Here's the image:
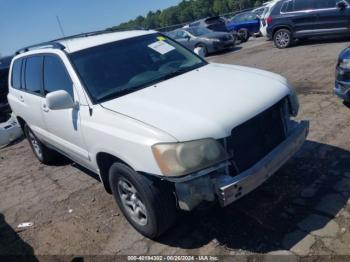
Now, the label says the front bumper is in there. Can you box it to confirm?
[212,40,235,51]
[175,120,309,210]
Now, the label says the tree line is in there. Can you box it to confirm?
[111,0,264,30]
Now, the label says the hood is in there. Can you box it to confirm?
[101,63,290,141]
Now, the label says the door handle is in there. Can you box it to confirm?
[19,96,24,102]
[42,103,49,112]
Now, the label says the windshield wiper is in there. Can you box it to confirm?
[98,86,144,103]
[158,64,204,81]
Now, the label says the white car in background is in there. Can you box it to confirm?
[8,29,308,239]
[259,0,280,37]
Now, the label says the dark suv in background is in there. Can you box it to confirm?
[0,56,13,115]
[266,0,350,48]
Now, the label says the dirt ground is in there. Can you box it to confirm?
[2,36,350,259]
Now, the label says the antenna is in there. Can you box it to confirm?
[56,15,71,52]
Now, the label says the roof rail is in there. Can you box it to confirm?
[16,42,65,55]
[52,27,146,42]
[15,26,146,55]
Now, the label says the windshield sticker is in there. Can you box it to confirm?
[148,41,175,55]
[157,36,166,41]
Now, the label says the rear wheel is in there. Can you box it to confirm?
[274,29,292,49]
[24,124,59,164]
[109,163,177,239]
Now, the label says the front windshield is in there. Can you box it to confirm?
[186,27,212,36]
[69,33,206,103]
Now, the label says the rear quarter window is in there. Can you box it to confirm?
[11,59,22,89]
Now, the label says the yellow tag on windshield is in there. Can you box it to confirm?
[157,36,166,41]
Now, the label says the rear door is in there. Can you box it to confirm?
[13,56,48,141]
[314,0,350,35]
[288,0,320,37]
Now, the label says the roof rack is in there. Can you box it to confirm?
[15,26,147,55]
[16,42,65,55]
[52,27,146,42]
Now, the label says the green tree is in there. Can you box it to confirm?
[111,0,262,30]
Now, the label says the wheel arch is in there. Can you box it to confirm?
[96,152,134,194]
[15,115,26,132]
[272,25,292,38]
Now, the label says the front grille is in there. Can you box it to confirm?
[227,98,286,174]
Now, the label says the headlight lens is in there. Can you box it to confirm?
[339,59,350,70]
[152,138,229,177]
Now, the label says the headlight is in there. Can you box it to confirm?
[152,138,229,177]
[339,59,350,70]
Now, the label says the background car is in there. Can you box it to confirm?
[259,1,280,37]
[226,11,260,42]
[167,27,235,56]
[266,0,350,48]
[0,56,13,118]
[188,16,230,33]
[335,46,350,102]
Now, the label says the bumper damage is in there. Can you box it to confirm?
[175,120,309,211]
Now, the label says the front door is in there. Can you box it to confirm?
[289,0,320,37]
[41,54,90,164]
[315,0,350,35]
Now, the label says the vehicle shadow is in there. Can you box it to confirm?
[0,213,38,261]
[156,140,349,253]
[294,35,350,47]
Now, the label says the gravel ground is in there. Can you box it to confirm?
[1,36,350,259]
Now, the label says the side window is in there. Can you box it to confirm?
[293,0,315,11]
[315,0,337,9]
[177,30,189,38]
[43,56,73,98]
[25,56,43,94]
[11,59,22,89]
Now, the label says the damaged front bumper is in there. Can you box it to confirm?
[174,120,309,211]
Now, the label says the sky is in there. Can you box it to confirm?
[0,0,181,56]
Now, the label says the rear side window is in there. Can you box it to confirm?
[281,1,294,12]
[11,59,22,89]
[43,56,73,97]
[25,56,43,94]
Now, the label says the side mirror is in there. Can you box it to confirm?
[185,35,191,40]
[337,0,347,9]
[46,90,74,110]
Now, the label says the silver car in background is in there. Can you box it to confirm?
[167,27,236,57]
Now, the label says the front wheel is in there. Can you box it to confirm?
[195,44,208,57]
[109,163,177,239]
[238,29,250,42]
[274,29,292,49]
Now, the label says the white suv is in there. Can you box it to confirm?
[8,30,308,238]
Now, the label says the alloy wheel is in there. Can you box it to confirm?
[118,178,148,226]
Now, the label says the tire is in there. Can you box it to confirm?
[196,44,208,57]
[238,29,250,42]
[24,124,59,164]
[274,29,292,49]
[109,163,177,239]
